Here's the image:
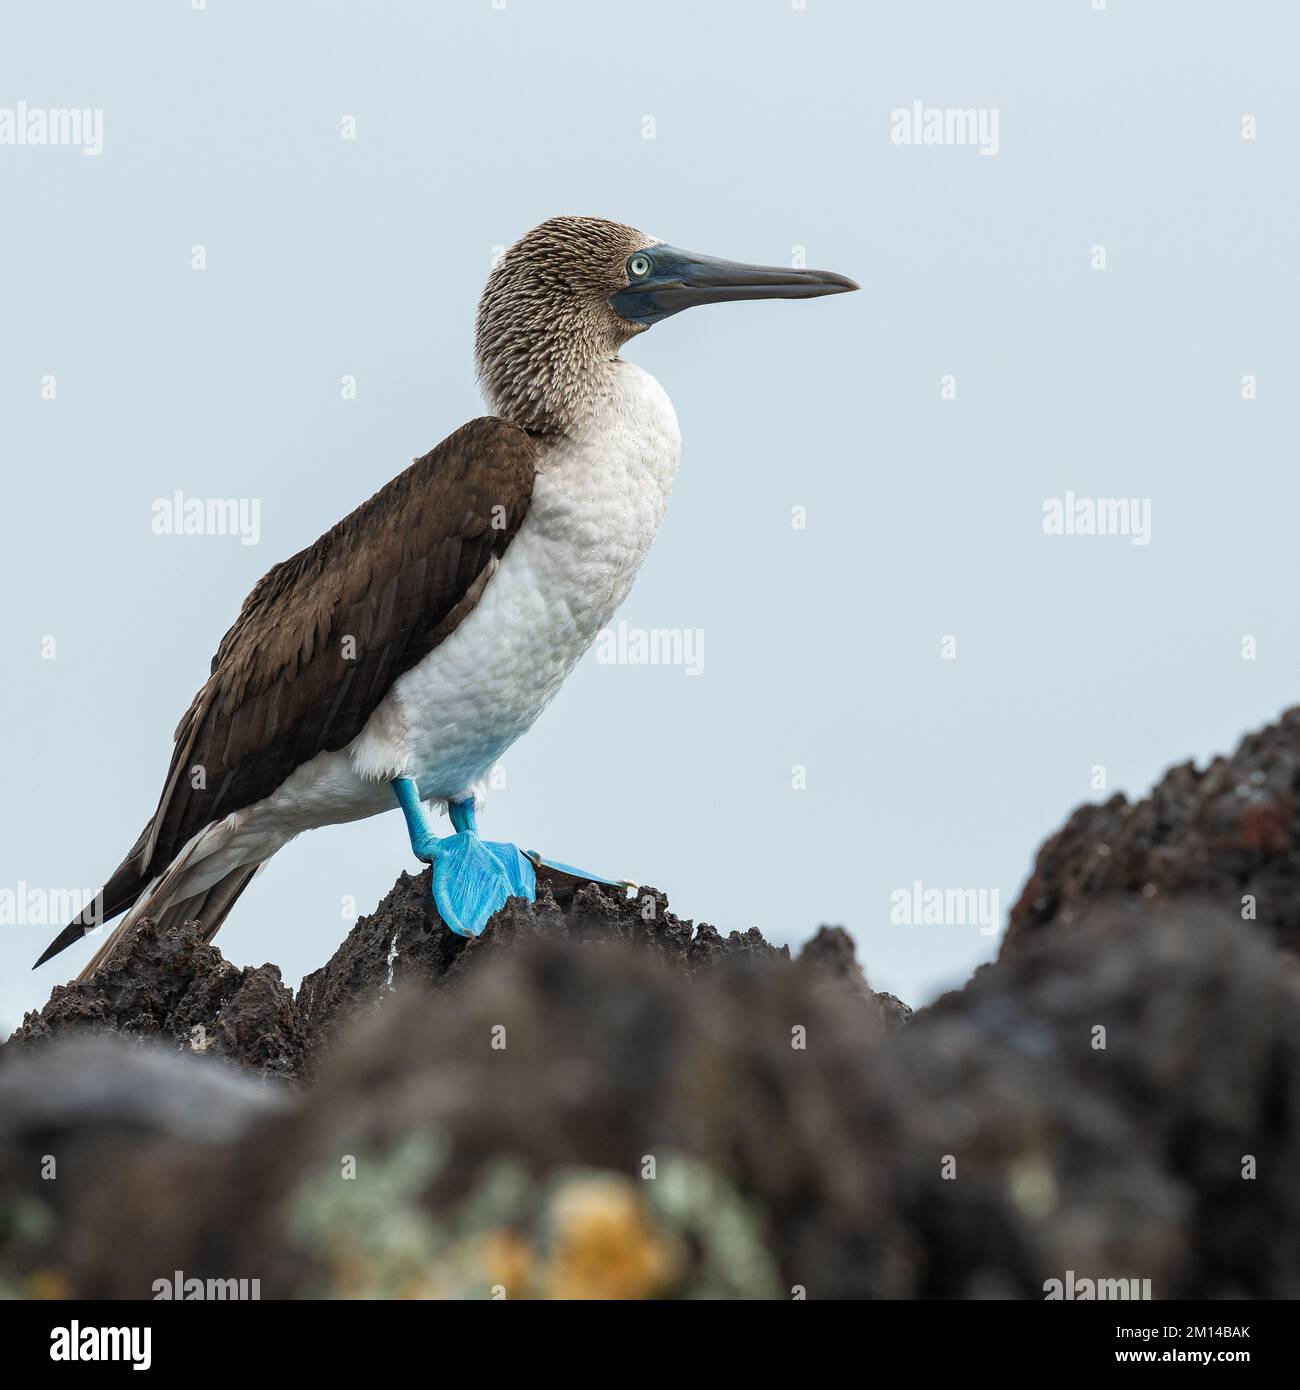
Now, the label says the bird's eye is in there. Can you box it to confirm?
[628,254,652,279]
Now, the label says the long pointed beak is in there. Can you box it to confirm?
[611,245,859,326]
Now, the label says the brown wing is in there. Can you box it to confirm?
[33,415,535,972]
[141,415,536,873]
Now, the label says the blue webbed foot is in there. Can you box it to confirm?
[390,779,633,937]
[524,852,635,891]
[392,780,536,938]
[431,828,536,938]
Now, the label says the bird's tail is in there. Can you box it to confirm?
[30,829,154,971]
[34,817,265,982]
[74,862,261,982]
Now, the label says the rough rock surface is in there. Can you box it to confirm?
[6,707,1300,1298]
[1004,706,1300,958]
[3,903,1296,1298]
[12,871,859,1083]
[296,870,796,1074]
[8,919,304,1079]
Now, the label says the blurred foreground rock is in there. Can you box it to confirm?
[12,870,906,1082]
[5,707,1300,1298]
[3,901,1296,1298]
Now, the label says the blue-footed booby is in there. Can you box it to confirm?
[36,216,856,977]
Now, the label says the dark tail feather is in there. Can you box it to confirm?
[74,863,261,983]
[31,851,152,970]
[32,921,102,970]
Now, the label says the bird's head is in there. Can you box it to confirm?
[476,215,856,435]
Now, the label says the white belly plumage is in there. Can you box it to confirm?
[173,362,681,893]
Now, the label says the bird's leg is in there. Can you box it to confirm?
[390,778,536,938]
[391,779,635,934]
[392,776,443,862]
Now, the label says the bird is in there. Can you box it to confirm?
[35,216,857,977]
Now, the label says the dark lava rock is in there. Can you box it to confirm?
[1,933,899,1298]
[1003,705,1300,958]
[9,919,304,1080]
[903,903,1300,1297]
[2,903,1295,1299]
[11,872,899,1086]
[799,924,914,1030]
[9,707,1300,1297]
[292,870,802,1074]
[0,1037,282,1297]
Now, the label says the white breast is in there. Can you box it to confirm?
[350,360,681,800]
[155,363,679,896]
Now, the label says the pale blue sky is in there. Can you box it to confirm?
[2,0,1297,1031]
